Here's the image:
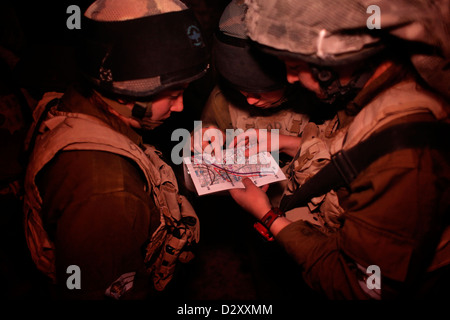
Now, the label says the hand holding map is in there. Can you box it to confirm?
[183,148,286,196]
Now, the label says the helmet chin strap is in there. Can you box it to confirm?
[309,64,376,105]
[94,91,163,130]
[131,101,164,130]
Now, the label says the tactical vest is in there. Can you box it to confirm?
[23,92,200,291]
[228,100,310,137]
[283,79,450,276]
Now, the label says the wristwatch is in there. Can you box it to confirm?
[253,207,285,241]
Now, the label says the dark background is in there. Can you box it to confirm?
[0,0,321,301]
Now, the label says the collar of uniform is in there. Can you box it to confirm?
[338,63,410,128]
[60,86,144,148]
[347,63,409,116]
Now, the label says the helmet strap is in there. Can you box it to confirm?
[93,91,163,130]
[309,63,376,105]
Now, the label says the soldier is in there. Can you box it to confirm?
[189,1,330,299]
[22,0,209,299]
[193,0,328,164]
[229,0,450,299]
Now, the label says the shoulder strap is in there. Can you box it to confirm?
[280,121,450,212]
[24,98,60,159]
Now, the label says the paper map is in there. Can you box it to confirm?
[183,149,286,196]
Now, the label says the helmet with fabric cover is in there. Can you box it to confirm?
[213,0,286,93]
[78,0,210,99]
[244,0,386,67]
[244,0,450,100]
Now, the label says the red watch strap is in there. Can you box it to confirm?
[253,207,285,241]
[254,221,275,241]
[260,207,284,229]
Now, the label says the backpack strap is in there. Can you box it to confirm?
[24,97,60,160]
[280,120,450,294]
[280,121,450,212]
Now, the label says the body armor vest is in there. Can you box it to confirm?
[23,92,199,291]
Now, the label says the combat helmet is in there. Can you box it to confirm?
[78,0,210,99]
[244,0,450,100]
[244,0,386,67]
[213,0,287,93]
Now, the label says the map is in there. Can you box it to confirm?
[183,149,286,196]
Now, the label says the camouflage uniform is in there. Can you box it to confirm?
[244,0,450,299]
[201,0,316,206]
[201,85,310,138]
[22,0,208,299]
